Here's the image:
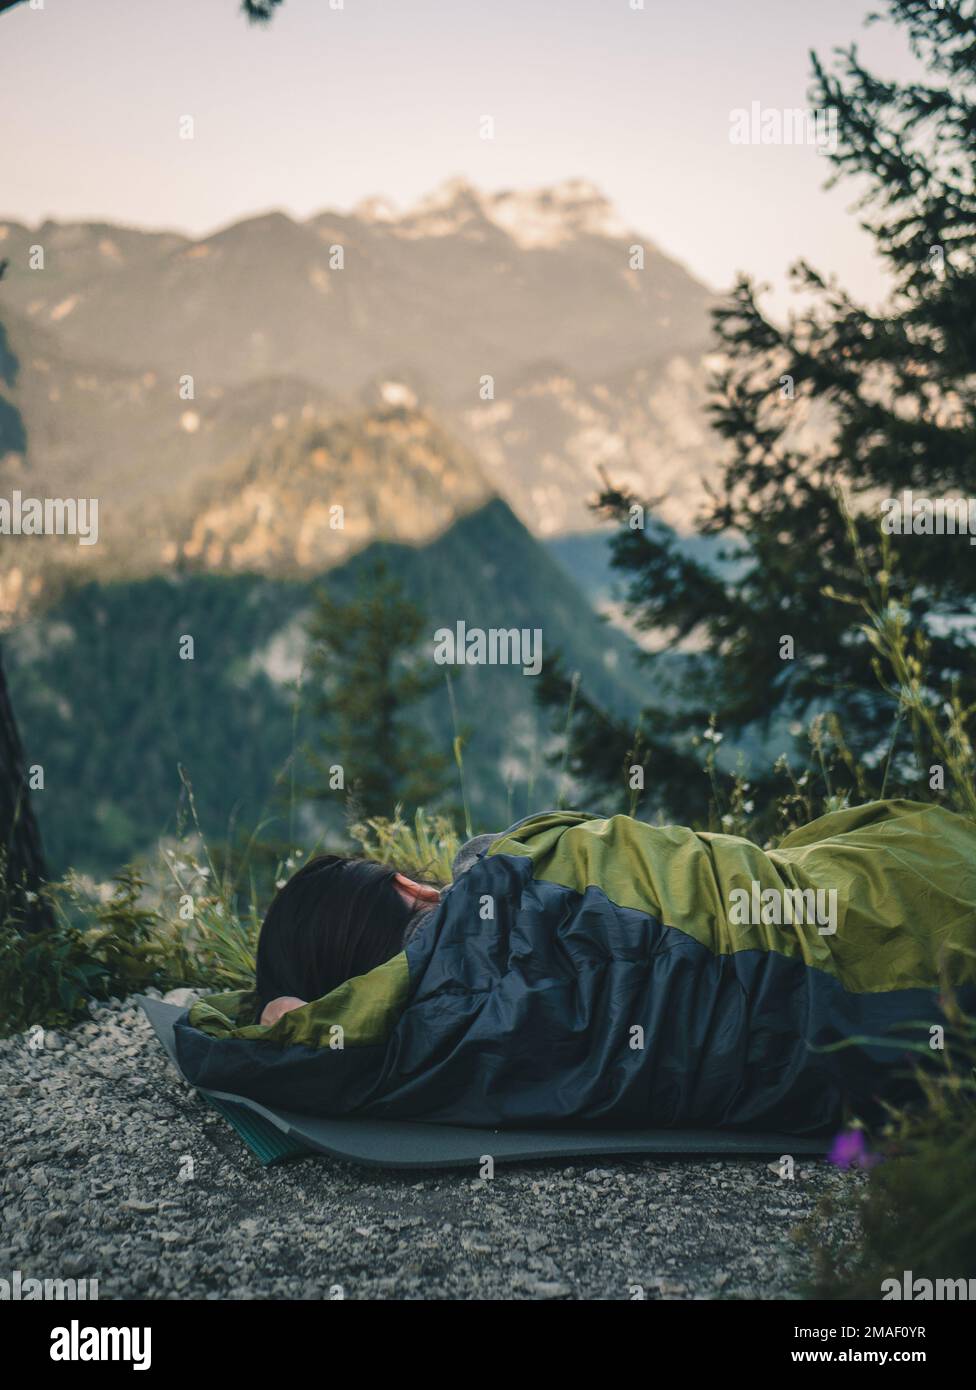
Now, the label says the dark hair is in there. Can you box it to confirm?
[254,855,424,1017]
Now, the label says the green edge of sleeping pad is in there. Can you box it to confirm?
[204,1095,312,1166]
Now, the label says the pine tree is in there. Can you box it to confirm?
[546,0,976,820]
[304,560,450,820]
[0,311,52,928]
[0,644,53,930]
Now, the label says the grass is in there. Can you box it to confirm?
[348,805,462,886]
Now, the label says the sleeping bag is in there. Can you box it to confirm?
[173,799,976,1135]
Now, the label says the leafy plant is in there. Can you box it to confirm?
[801,993,976,1296]
[0,862,181,1034]
[348,806,461,886]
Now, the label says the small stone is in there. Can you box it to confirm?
[162,988,199,1008]
[460,1234,491,1254]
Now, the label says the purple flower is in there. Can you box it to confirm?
[828,1129,880,1169]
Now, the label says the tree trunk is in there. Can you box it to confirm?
[0,641,53,929]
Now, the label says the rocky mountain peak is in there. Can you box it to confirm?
[349,176,630,249]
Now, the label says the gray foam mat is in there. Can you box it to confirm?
[139,996,830,1168]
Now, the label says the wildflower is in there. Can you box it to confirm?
[827,1129,880,1170]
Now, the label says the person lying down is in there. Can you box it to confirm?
[173,799,976,1135]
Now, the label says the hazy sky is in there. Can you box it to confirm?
[2,0,920,314]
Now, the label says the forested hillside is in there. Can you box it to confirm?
[5,498,645,876]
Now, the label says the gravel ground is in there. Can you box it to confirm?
[0,992,864,1301]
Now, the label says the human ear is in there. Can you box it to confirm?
[393,873,441,908]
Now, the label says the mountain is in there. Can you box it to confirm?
[0,180,715,390]
[0,314,494,620]
[0,178,725,622]
[4,498,645,878]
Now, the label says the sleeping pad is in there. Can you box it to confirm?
[173,799,976,1135]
